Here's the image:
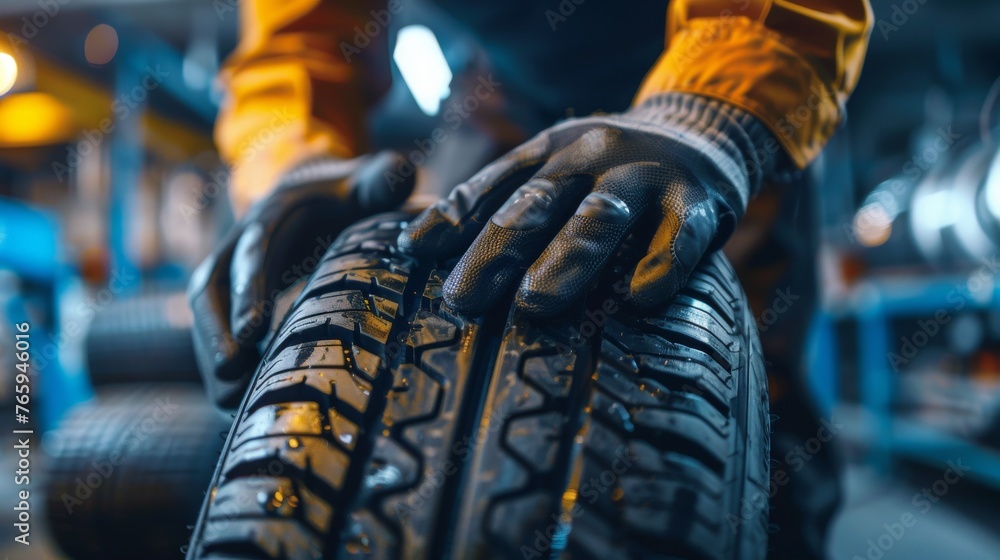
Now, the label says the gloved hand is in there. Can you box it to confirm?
[398,93,777,316]
[188,152,414,402]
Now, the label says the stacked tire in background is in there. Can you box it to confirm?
[84,289,201,385]
[44,287,231,560]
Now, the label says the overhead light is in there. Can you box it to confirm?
[393,25,452,116]
[0,92,75,146]
[0,53,17,96]
[912,189,957,230]
[985,151,1000,219]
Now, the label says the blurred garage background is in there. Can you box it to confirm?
[0,0,999,559]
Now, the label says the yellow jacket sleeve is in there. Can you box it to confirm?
[635,0,873,169]
[215,0,391,212]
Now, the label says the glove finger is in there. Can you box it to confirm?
[188,228,259,381]
[229,220,269,347]
[229,204,327,347]
[352,151,418,213]
[514,164,654,316]
[442,169,592,315]
[398,133,551,258]
[629,190,719,307]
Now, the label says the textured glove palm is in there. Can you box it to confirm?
[399,93,774,316]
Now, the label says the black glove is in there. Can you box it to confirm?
[188,152,414,405]
[398,93,777,316]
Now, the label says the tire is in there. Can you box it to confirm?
[44,384,232,560]
[186,213,770,560]
[86,289,201,385]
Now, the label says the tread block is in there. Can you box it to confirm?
[505,412,564,470]
[279,309,393,347]
[488,494,553,552]
[522,353,575,400]
[634,351,732,415]
[563,510,627,560]
[307,267,408,301]
[348,343,383,381]
[594,362,669,408]
[384,363,443,425]
[644,316,735,372]
[339,508,397,558]
[247,367,372,418]
[632,393,729,439]
[682,275,738,323]
[233,403,326,449]
[260,341,347,381]
[321,254,391,275]
[406,310,457,348]
[619,475,721,529]
[622,441,725,497]
[208,476,333,534]
[590,389,728,473]
[201,518,323,559]
[222,435,350,493]
[329,409,361,451]
[283,292,400,337]
[421,270,447,302]
[363,437,420,494]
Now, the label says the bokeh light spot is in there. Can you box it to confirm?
[0,92,75,146]
[0,53,17,96]
[85,24,119,65]
[853,203,893,247]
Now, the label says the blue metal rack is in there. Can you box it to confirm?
[0,199,93,430]
[809,273,1000,485]
[104,12,219,289]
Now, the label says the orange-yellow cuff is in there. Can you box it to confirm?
[635,17,840,169]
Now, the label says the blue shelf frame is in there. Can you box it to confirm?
[0,199,93,430]
[810,274,1000,483]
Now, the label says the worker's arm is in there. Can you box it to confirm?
[191,0,416,406]
[399,0,873,317]
[637,0,873,168]
[215,0,392,213]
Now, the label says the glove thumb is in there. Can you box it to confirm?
[352,151,416,213]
